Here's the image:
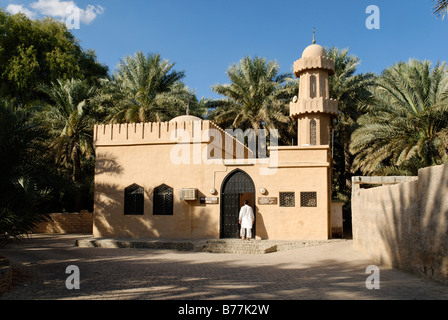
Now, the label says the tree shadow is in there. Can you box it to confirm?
[2,238,448,301]
[413,165,448,283]
[93,182,217,240]
[378,180,418,273]
[95,157,123,176]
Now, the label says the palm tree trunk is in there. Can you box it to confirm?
[342,125,353,196]
[72,148,84,211]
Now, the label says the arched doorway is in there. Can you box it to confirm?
[220,169,256,239]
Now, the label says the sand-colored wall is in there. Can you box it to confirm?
[352,164,448,285]
[93,128,333,240]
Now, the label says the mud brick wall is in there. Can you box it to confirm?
[34,211,93,234]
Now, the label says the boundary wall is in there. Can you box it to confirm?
[352,164,448,285]
[34,211,93,234]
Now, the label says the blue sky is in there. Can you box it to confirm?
[1,0,447,99]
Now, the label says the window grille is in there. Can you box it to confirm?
[154,184,174,215]
[280,192,295,207]
[310,119,317,146]
[310,75,317,98]
[124,184,144,215]
[301,192,317,207]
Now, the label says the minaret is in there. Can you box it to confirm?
[290,33,338,147]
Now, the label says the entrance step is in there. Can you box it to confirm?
[195,239,342,254]
[76,238,346,254]
[197,239,278,254]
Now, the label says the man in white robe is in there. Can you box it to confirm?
[239,200,254,240]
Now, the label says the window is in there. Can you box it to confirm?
[310,119,317,146]
[280,192,295,207]
[301,192,317,207]
[154,184,174,215]
[124,184,144,215]
[310,75,317,98]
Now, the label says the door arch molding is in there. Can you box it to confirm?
[220,169,256,239]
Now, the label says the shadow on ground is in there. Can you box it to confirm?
[1,235,448,300]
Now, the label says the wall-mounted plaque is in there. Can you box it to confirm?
[200,197,219,204]
[258,197,278,205]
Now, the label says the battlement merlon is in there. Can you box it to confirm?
[93,121,204,146]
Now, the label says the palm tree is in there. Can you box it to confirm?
[0,99,53,245]
[209,56,296,142]
[433,0,448,18]
[38,78,99,184]
[350,59,448,175]
[326,47,375,200]
[101,51,200,123]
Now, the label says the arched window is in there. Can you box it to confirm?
[310,119,317,146]
[124,184,144,215]
[310,75,317,98]
[154,184,173,216]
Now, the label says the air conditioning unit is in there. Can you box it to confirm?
[180,188,198,201]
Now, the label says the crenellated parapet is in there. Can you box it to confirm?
[93,120,252,159]
[294,56,335,77]
[94,120,211,146]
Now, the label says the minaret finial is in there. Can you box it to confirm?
[186,100,190,115]
[312,28,316,44]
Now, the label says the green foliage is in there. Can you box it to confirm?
[100,51,203,123]
[0,99,54,246]
[326,47,375,201]
[350,59,448,175]
[3,44,39,90]
[37,79,100,184]
[0,9,108,104]
[433,0,448,18]
[209,56,297,144]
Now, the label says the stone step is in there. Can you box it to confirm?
[76,238,345,254]
[197,240,278,254]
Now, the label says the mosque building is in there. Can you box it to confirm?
[92,39,343,240]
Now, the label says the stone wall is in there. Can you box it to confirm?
[34,211,93,234]
[352,164,448,285]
